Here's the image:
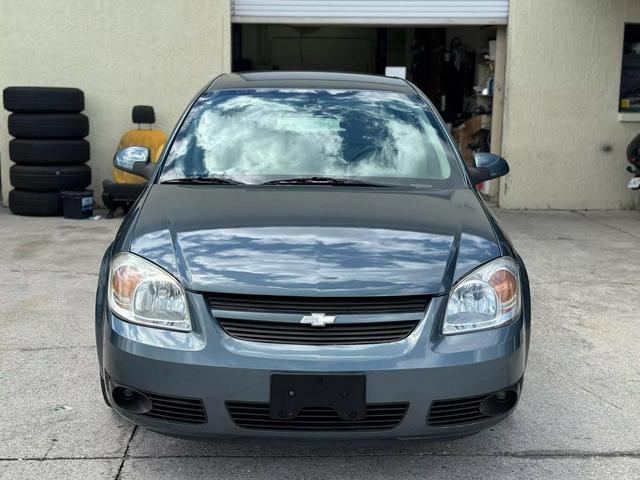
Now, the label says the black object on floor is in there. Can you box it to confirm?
[61,189,93,219]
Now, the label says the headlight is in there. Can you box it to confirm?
[108,252,191,332]
[443,257,521,335]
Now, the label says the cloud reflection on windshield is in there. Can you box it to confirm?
[161,89,452,183]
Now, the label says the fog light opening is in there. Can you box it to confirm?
[479,389,518,416]
[111,386,152,414]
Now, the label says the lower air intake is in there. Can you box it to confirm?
[105,373,207,424]
[143,392,207,425]
[427,384,520,427]
[226,401,408,432]
[427,394,491,427]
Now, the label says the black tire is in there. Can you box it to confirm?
[10,139,90,165]
[8,113,89,139]
[8,190,62,216]
[3,86,84,113]
[10,164,91,192]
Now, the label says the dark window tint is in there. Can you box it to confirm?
[620,24,640,112]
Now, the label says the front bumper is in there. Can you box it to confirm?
[99,293,528,440]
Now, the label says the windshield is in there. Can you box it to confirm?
[159,89,463,187]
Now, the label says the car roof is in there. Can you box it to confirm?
[208,71,414,94]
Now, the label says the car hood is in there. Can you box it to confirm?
[129,185,501,296]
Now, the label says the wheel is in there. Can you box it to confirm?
[8,190,62,216]
[3,86,84,113]
[10,139,90,165]
[10,164,91,192]
[8,113,89,139]
[100,376,112,408]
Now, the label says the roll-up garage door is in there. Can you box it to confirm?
[232,0,509,25]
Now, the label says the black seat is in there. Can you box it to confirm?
[102,180,146,214]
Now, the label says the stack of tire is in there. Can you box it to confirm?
[3,87,91,216]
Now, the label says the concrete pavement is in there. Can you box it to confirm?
[1,207,639,479]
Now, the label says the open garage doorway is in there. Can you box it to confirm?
[232,24,505,199]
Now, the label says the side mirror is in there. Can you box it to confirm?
[468,153,510,185]
[113,146,153,179]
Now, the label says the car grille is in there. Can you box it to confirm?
[217,317,419,345]
[142,392,207,424]
[207,293,429,315]
[226,401,409,431]
[209,293,428,345]
[427,394,491,427]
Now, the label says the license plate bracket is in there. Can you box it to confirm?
[270,374,366,421]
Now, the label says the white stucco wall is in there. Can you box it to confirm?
[0,0,231,207]
[500,0,640,209]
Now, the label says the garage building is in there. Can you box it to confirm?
[0,0,639,209]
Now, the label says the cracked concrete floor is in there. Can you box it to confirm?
[1,207,640,479]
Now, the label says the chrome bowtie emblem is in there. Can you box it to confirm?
[300,313,336,327]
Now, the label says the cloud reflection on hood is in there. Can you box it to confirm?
[176,226,453,295]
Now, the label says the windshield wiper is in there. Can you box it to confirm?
[261,176,391,187]
[161,176,245,185]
